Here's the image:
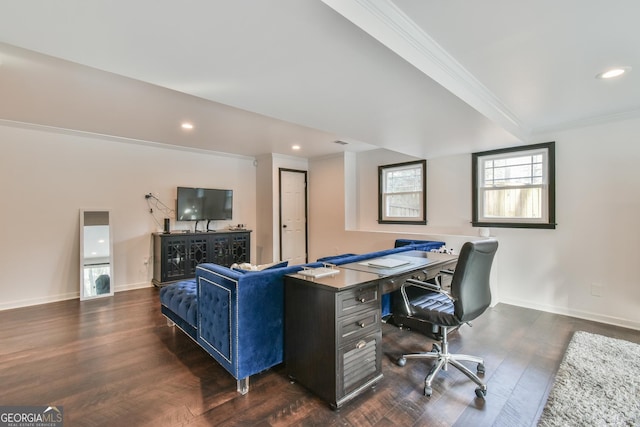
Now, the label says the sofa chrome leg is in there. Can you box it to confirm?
[166,318,175,327]
[237,377,249,395]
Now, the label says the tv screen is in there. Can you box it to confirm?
[176,187,233,221]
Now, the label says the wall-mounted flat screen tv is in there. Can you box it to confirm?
[176,187,233,221]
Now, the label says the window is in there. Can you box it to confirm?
[378,160,426,224]
[472,142,555,229]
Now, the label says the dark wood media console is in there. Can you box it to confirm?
[152,230,251,287]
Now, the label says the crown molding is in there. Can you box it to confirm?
[321,0,529,141]
[0,119,256,161]
[531,108,640,136]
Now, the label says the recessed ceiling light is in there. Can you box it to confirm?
[596,67,631,79]
[181,122,194,130]
[292,145,301,150]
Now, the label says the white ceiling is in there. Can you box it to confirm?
[0,0,638,159]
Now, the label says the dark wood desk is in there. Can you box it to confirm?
[339,251,458,294]
[284,268,382,409]
[284,251,458,408]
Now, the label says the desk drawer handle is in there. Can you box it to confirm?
[358,297,366,303]
[356,340,366,349]
[357,321,366,328]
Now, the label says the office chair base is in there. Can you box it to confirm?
[396,346,487,399]
[390,315,462,341]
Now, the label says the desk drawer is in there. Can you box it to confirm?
[338,331,382,396]
[337,285,378,316]
[338,309,380,343]
[379,270,429,294]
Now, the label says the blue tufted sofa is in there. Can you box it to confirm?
[159,239,444,394]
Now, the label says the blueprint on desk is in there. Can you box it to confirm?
[360,258,410,269]
[342,254,432,276]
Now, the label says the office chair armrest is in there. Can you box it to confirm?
[404,278,441,292]
[433,268,454,288]
[400,279,451,315]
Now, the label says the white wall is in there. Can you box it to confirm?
[255,154,275,264]
[308,154,349,259]
[495,118,640,330]
[309,117,640,330]
[0,122,257,310]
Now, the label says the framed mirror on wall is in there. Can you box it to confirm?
[80,210,114,300]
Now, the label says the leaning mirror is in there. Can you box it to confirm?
[80,210,114,300]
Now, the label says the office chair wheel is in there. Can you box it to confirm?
[477,363,485,375]
[424,386,433,397]
[396,357,407,367]
[475,387,486,398]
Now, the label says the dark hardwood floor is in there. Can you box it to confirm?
[1,287,637,426]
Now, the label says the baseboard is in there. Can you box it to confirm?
[499,297,640,332]
[0,292,79,311]
[0,282,154,311]
[115,282,153,292]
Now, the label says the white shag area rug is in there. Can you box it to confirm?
[538,331,640,426]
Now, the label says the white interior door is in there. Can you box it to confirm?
[280,169,307,265]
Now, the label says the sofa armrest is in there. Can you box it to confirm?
[194,263,315,381]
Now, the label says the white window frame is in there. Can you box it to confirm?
[378,160,426,225]
[472,142,556,229]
